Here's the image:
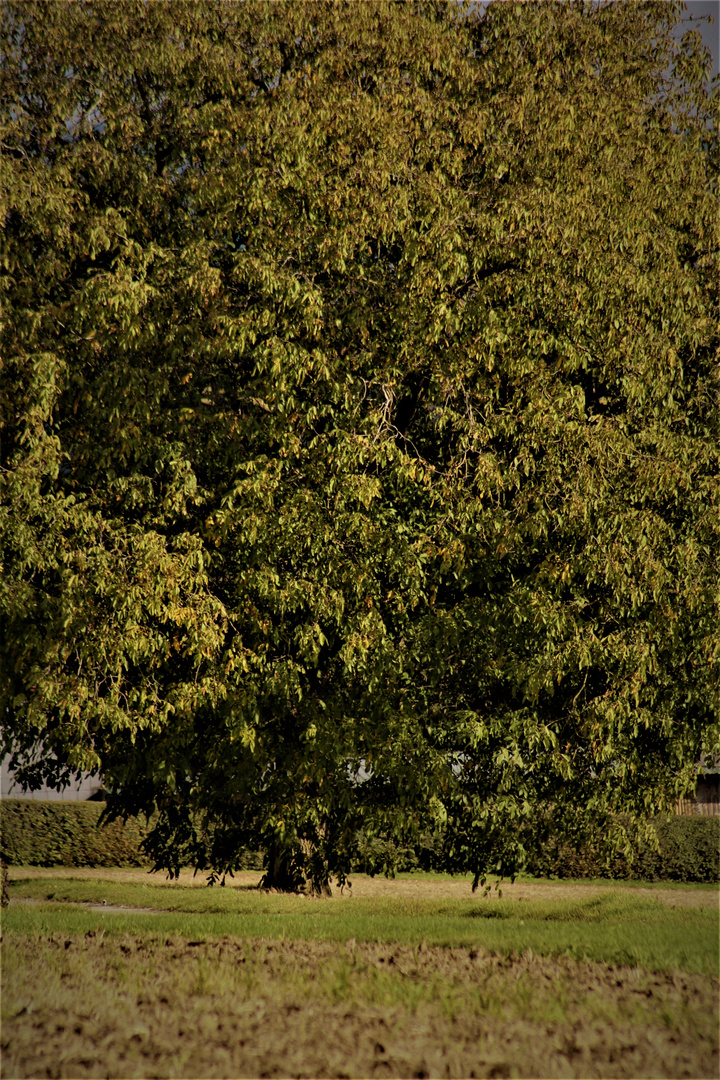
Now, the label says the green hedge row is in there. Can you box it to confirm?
[0,799,266,871]
[1,799,717,882]
[0,799,151,868]
[374,816,719,883]
[523,815,720,883]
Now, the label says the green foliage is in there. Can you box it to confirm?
[354,829,446,877]
[1,0,718,887]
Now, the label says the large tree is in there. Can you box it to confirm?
[1,0,718,890]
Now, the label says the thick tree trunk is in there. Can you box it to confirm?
[260,842,332,896]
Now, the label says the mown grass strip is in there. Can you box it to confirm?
[8,874,717,916]
[3,893,717,976]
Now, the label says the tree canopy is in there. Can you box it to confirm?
[1,0,718,890]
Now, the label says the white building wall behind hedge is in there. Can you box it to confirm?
[1,757,103,802]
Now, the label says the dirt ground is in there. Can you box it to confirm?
[2,934,718,1079]
[9,865,719,910]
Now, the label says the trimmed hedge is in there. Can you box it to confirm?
[1,799,717,882]
[359,817,719,884]
[0,799,151,868]
[523,815,720,884]
[0,799,265,871]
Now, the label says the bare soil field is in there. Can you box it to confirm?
[3,933,718,1079]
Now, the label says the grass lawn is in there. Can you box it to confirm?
[2,868,718,1079]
